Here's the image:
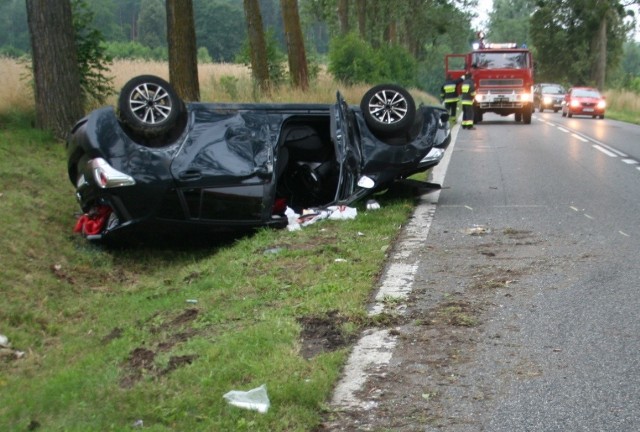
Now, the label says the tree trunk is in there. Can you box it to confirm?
[243,0,270,94]
[591,13,607,89]
[356,0,366,39]
[26,0,84,140]
[166,0,200,101]
[281,0,309,90]
[337,0,349,34]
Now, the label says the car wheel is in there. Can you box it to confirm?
[360,84,416,136]
[599,114,605,119]
[554,109,559,113]
[515,112,522,122]
[117,75,185,139]
[568,112,572,118]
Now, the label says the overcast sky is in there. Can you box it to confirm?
[473,0,493,30]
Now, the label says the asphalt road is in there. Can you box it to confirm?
[326,112,640,431]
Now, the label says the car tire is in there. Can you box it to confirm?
[599,114,605,119]
[568,112,573,118]
[515,112,522,122]
[360,84,416,137]
[117,75,185,139]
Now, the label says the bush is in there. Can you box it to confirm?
[328,34,418,87]
[236,29,287,86]
[72,0,115,107]
[374,44,417,87]
[198,47,212,64]
[104,41,168,61]
[328,33,378,85]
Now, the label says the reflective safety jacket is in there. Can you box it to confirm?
[460,78,476,105]
[440,78,462,103]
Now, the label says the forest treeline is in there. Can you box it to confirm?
[3,1,640,97]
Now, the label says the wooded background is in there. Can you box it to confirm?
[4,0,640,137]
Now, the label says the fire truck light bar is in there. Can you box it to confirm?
[484,43,518,49]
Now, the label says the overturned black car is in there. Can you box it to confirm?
[66,75,451,242]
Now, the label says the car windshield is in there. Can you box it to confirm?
[542,85,564,94]
[472,52,529,69]
[573,89,601,98]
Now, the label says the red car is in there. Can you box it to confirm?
[561,87,606,119]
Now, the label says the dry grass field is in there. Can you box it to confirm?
[2,57,635,121]
[0,57,437,115]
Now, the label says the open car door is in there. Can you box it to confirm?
[331,92,372,206]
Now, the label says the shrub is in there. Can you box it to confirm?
[104,41,168,62]
[327,33,378,85]
[328,34,417,87]
[72,0,116,107]
[373,44,418,87]
[236,29,287,86]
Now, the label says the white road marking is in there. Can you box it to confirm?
[330,329,396,410]
[619,231,630,237]
[592,144,618,157]
[571,133,589,142]
[330,124,459,411]
[558,127,570,133]
[622,159,638,165]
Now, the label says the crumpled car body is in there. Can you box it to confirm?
[66,76,451,242]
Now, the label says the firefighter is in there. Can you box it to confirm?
[440,74,463,118]
[460,72,476,130]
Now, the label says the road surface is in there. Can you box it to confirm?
[325,112,640,431]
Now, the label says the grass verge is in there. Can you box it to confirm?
[0,117,420,431]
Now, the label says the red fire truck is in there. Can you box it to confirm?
[445,35,534,124]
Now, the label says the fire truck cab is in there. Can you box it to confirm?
[445,36,534,124]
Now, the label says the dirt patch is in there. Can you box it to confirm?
[297,310,360,360]
[118,308,200,388]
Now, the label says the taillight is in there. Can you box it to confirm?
[89,158,136,189]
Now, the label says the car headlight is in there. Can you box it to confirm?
[597,100,606,109]
[543,96,552,104]
[570,100,581,108]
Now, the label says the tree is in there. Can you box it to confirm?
[337,0,349,34]
[487,0,535,44]
[530,0,629,88]
[26,0,84,139]
[281,0,309,90]
[244,0,271,93]
[194,0,245,62]
[138,0,166,48]
[166,0,199,101]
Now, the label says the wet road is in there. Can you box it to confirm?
[327,112,640,431]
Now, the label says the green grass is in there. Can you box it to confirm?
[0,117,419,431]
